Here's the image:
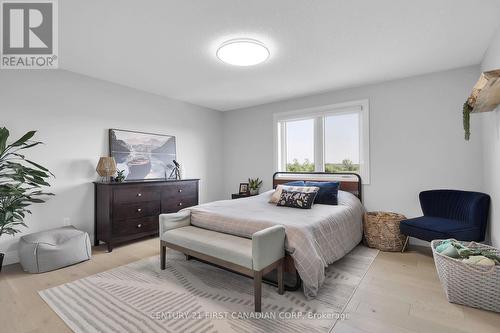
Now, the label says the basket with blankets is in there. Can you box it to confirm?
[431,239,500,312]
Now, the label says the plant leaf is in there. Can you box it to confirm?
[0,128,53,237]
[9,130,36,147]
[0,127,9,154]
[24,159,52,174]
[17,141,43,150]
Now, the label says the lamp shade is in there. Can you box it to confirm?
[96,157,117,177]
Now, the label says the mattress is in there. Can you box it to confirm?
[184,190,364,298]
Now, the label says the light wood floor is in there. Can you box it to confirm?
[1,238,499,333]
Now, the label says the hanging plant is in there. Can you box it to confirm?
[462,69,500,141]
[463,101,472,141]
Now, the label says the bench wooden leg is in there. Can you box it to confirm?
[160,243,166,270]
[277,259,284,295]
[254,271,262,312]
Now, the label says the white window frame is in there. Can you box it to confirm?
[273,99,370,184]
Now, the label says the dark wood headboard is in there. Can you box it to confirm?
[272,172,362,202]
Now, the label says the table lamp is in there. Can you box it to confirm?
[96,157,117,182]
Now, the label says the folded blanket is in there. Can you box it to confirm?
[436,239,500,265]
[463,255,495,266]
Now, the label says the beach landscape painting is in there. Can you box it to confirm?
[109,129,177,181]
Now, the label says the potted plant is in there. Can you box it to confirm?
[248,178,263,195]
[0,128,53,272]
[113,169,126,183]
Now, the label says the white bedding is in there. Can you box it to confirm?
[184,190,364,298]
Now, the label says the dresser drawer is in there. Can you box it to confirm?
[162,197,198,213]
[113,187,161,204]
[112,216,158,237]
[162,182,197,199]
[113,201,160,220]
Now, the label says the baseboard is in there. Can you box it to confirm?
[409,237,430,247]
[3,249,19,266]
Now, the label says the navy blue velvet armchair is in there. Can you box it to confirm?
[399,190,490,242]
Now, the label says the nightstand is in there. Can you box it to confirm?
[231,193,257,199]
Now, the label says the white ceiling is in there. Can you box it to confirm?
[60,0,500,111]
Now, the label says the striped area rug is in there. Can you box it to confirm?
[39,245,377,333]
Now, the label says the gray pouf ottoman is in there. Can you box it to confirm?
[18,225,91,273]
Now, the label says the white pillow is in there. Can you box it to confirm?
[269,185,319,204]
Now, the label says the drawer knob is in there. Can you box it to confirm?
[178,189,183,193]
[178,202,183,206]
[137,208,142,212]
[137,224,142,228]
[137,193,142,197]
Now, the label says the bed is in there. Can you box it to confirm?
[185,172,364,298]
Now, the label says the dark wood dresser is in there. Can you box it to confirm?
[94,179,199,252]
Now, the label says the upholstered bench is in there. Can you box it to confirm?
[159,210,286,312]
[18,226,91,273]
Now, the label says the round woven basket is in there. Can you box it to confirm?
[363,211,407,251]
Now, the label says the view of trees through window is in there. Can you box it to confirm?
[286,158,359,172]
[285,119,315,171]
[284,112,360,173]
[324,112,360,173]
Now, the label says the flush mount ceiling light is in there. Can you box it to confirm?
[216,38,270,66]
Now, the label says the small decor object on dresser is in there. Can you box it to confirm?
[364,211,407,252]
[248,177,263,195]
[113,169,126,183]
[96,156,117,182]
[109,129,177,181]
[238,183,249,195]
[167,160,181,180]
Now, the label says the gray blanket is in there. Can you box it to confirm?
[185,190,364,298]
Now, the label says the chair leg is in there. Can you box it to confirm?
[254,271,262,312]
[401,236,409,253]
[160,243,166,270]
[277,259,284,295]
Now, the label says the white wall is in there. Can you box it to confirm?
[0,64,491,265]
[0,70,224,264]
[223,66,484,226]
[480,26,500,247]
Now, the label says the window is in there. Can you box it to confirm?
[284,119,315,172]
[324,113,359,173]
[274,100,370,183]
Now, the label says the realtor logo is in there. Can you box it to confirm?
[1,0,58,69]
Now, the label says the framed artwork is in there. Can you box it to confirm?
[109,129,176,181]
[239,183,249,195]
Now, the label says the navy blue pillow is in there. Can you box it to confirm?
[283,181,305,186]
[305,181,340,205]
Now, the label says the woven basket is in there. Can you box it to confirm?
[363,211,407,251]
[431,240,500,313]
